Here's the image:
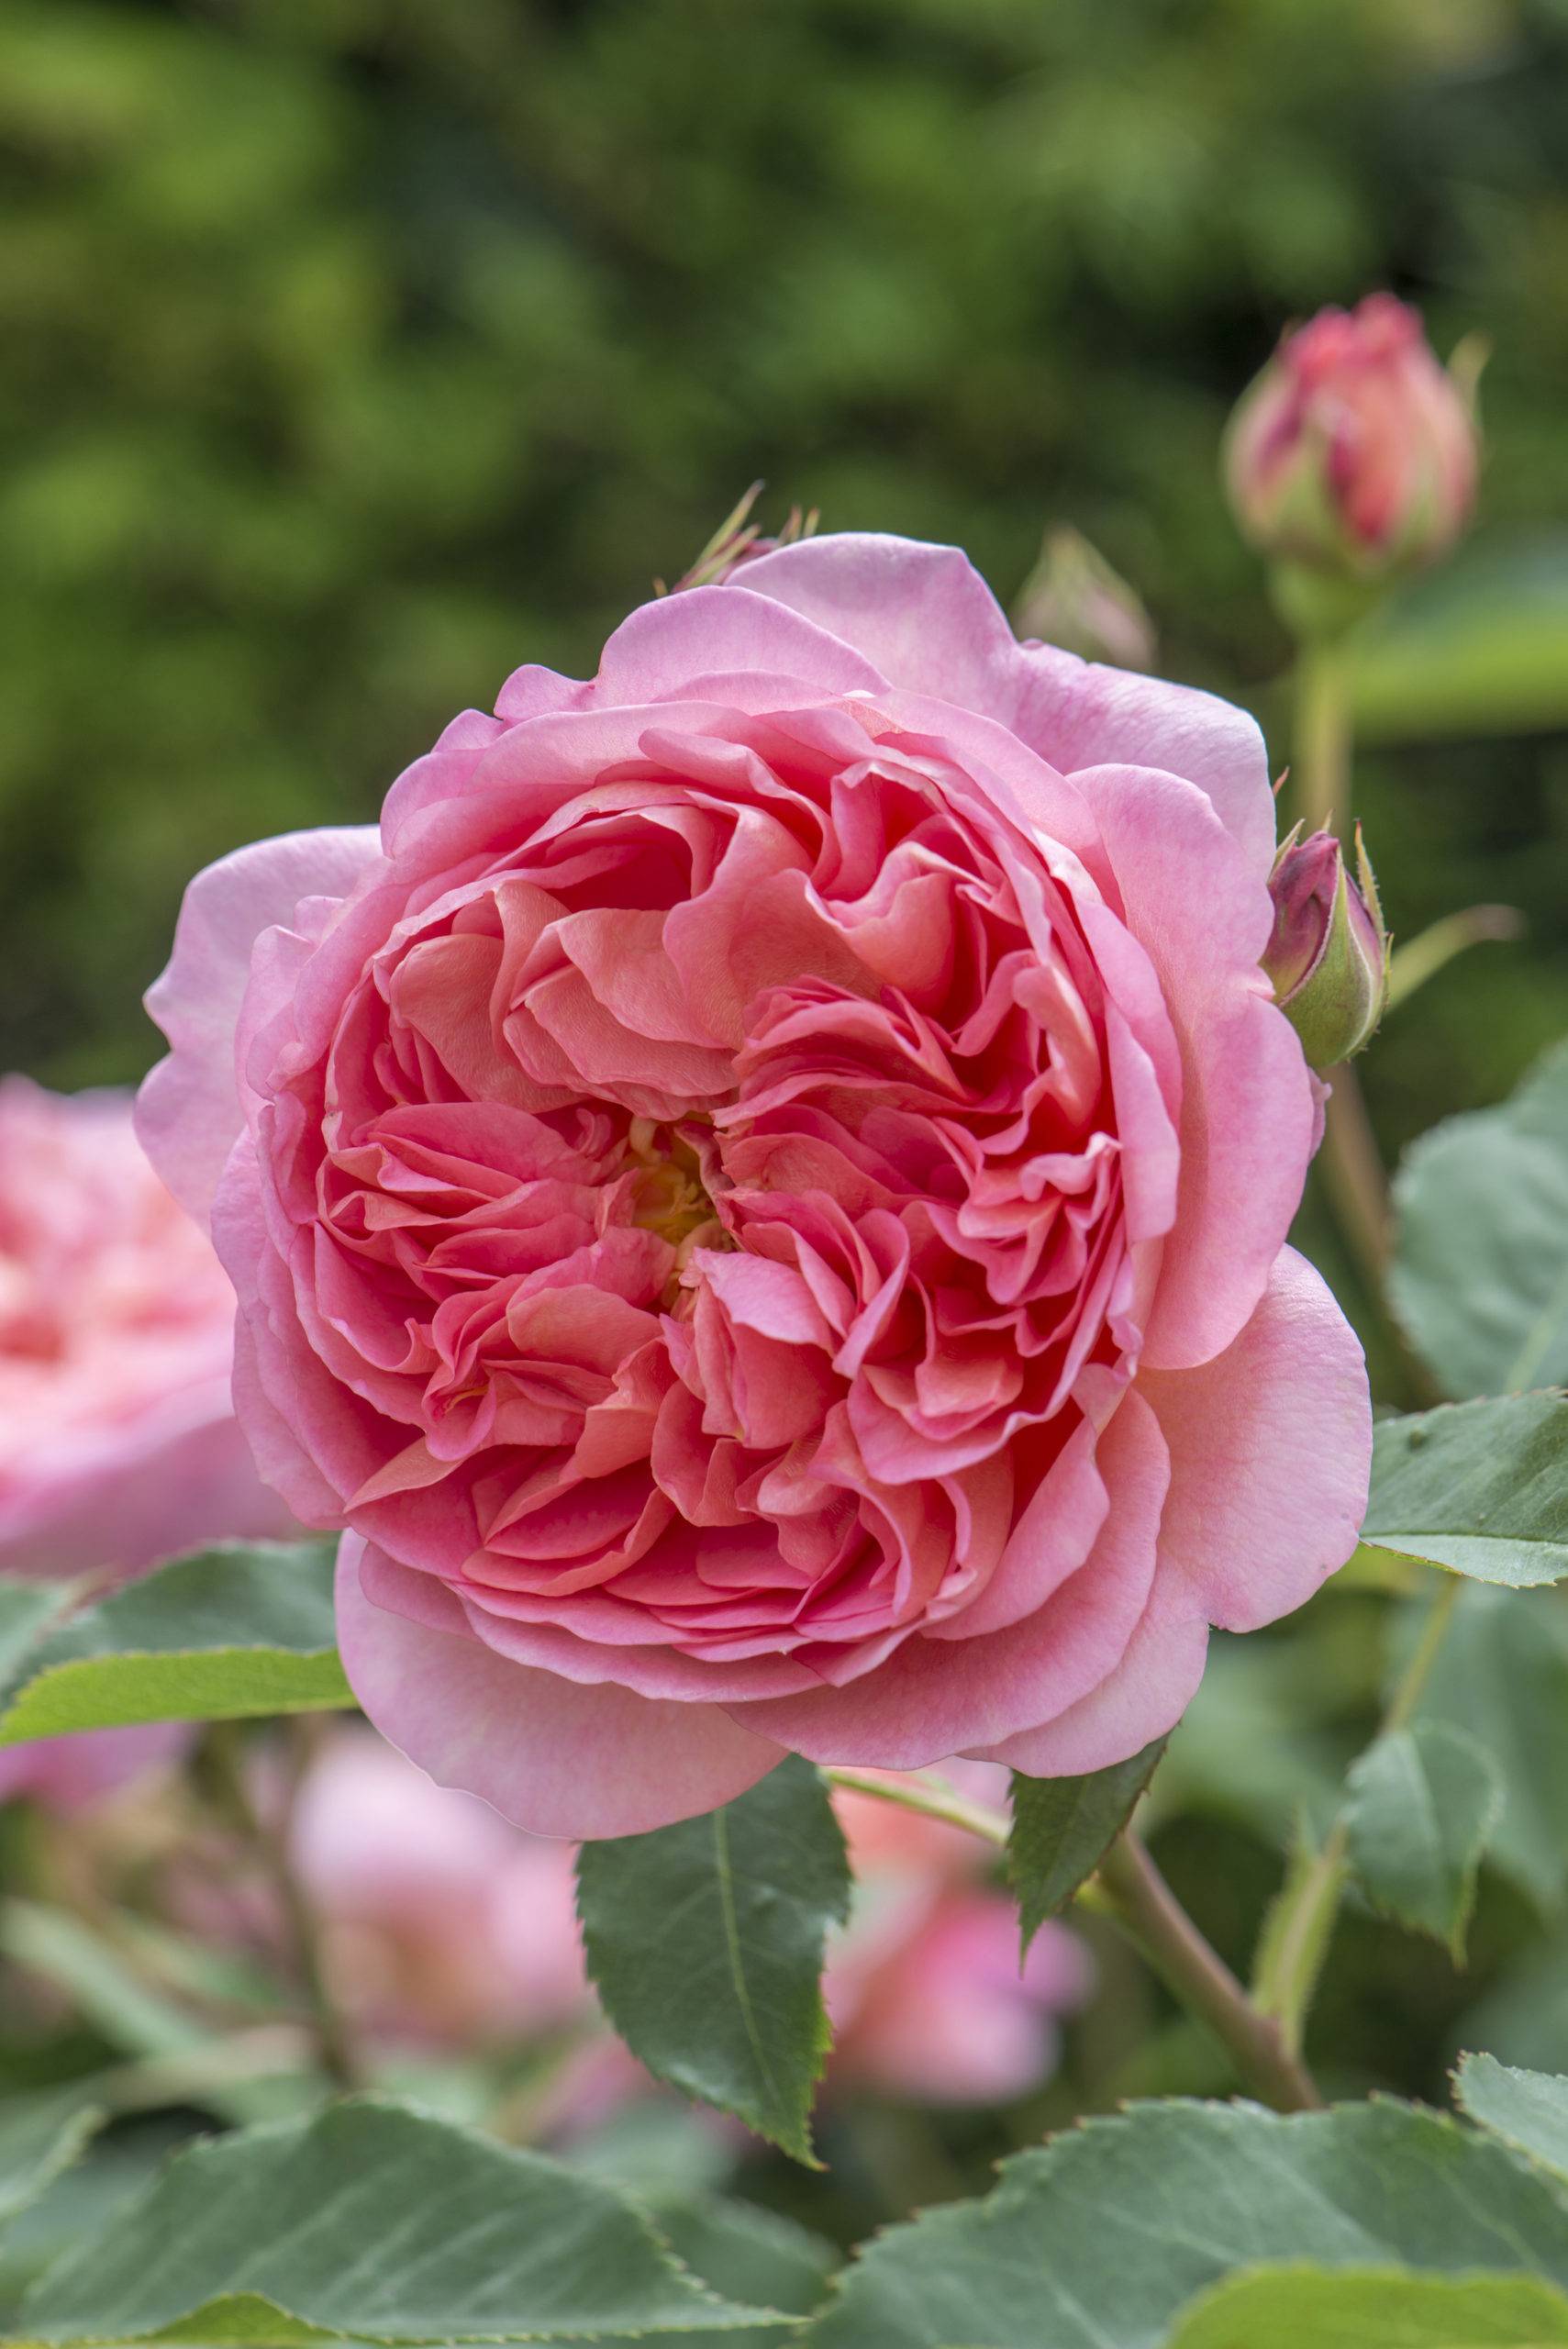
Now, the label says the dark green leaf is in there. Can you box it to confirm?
[1458,2054,1568,2186]
[0,1544,354,1746]
[1392,1042,1568,1400]
[1362,1397,1568,1586]
[1166,2265,1568,2346]
[1344,1722,1503,1958]
[804,2098,1568,2349]
[1007,1740,1165,1950]
[575,1758,850,2165]
[19,2097,783,2344]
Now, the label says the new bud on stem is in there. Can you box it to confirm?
[1264,825,1388,1068]
[1225,295,1479,609]
[1014,526,1156,671]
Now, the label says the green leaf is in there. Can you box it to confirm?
[0,2094,102,2235]
[1007,1739,1165,1949]
[1392,1043,1568,1400]
[1350,535,1568,744]
[575,1758,850,2166]
[1362,1397,1568,1586]
[1408,1584,1568,1913]
[1166,2265,1568,2346]
[1458,2055,1568,2186]
[18,2097,784,2344]
[1344,1723,1503,1958]
[0,1543,354,1746]
[803,2098,1568,2349]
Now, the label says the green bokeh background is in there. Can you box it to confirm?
[4,0,1566,1146]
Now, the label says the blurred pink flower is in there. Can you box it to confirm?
[286,1729,592,2047]
[827,1766,1091,2104]
[0,1079,288,1811]
[1226,293,1478,581]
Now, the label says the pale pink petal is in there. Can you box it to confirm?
[0,1721,190,1814]
[1139,1245,1371,1631]
[975,1580,1210,1776]
[739,534,1275,865]
[138,829,383,1228]
[1076,763,1316,1368]
[589,582,889,704]
[335,1537,787,1838]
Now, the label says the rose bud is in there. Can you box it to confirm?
[1225,294,1479,586]
[1013,527,1156,672]
[1263,824,1388,1068]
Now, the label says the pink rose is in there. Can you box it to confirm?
[137,534,1372,1837]
[1225,292,1478,580]
[0,1079,289,1811]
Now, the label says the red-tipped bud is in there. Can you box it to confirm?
[1013,526,1156,672]
[1263,825,1389,1068]
[668,484,819,593]
[1225,295,1479,589]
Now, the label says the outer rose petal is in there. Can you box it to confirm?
[138,829,383,1228]
[335,1537,787,1838]
[1139,1244,1372,1632]
[737,534,1275,868]
[1074,763,1316,1368]
[975,1578,1210,1776]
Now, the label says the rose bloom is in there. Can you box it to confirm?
[0,1079,288,1810]
[138,533,1372,1836]
[1225,292,1478,579]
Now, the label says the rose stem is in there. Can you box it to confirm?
[1294,637,1393,1304]
[825,1766,1323,2112]
[1093,1828,1323,2112]
[1255,1571,1461,2059]
[202,1720,361,2092]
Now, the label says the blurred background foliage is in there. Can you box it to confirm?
[4,0,1567,1144]
[4,0,1568,2219]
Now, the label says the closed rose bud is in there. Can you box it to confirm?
[1225,294,1479,588]
[1263,825,1388,1069]
[1013,526,1156,672]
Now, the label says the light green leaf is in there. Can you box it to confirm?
[1408,1584,1568,1913]
[1344,1723,1503,1958]
[1362,1397,1568,1586]
[575,1758,850,2165]
[1392,1043,1568,1400]
[1007,1739,1165,1950]
[803,2098,1568,2348]
[18,2097,784,2344]
[1351,536,1568,744]
[1166,2264,1568,2346]
[1458,2055,1568,2186]
[0,2094,102,2235]
[0,1544,354,1746]
[0,1583,78,1684]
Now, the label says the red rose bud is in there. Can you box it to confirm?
[1013,526,1156,671]
[667,483,820,593]
[1225,294,1479,584]
[1263,824,1388,1068]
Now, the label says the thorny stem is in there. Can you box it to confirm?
[828,1768,1321,2112]
[203,1721,361,2091]
[1095,1831,1323,2112]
